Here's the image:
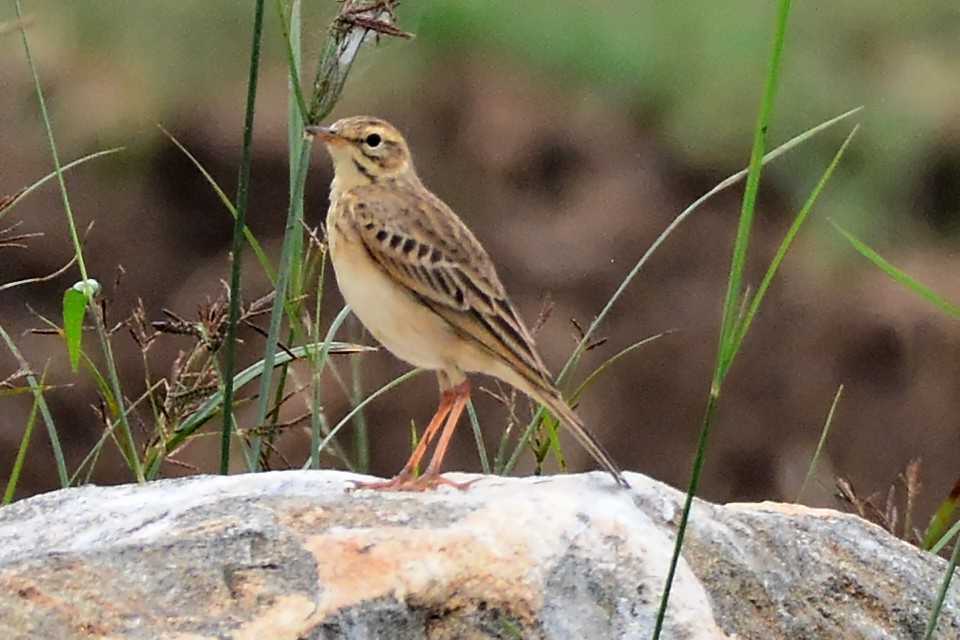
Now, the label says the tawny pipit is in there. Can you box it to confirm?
[308,116,628,491]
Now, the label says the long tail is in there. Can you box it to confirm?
[519,378,630,489]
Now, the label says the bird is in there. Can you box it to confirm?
[307,116,629,491]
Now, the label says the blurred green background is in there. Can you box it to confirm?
[3,1,960,519]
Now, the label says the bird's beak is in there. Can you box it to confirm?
[305,125,347,146]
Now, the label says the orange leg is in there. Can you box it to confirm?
[349,385,457,491]
[349,380,477,492]
[408,380,479,490]
[398,388,457,477]
[421,381,470,478]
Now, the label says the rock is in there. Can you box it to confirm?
[0,471,954,639]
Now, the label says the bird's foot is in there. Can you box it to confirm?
[347,472,479,492]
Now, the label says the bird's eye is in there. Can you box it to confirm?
[364,133,382,148]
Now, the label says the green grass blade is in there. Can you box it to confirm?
[0,324,68,487]
[348,351,371,472]
[62,287,87,372]
[14,0,88,282]
[923,479,960,552]
[553,106,861,391]
[730,125,860,359]
[923,536,960,640]
[67,377,165,486]
[309,305,354,469]
[251,137,312,467]
[274,0,310,127]
[86,309,144,482]
[715,2,792,379]
[284,0,307,301]
[465,400,490,474]
[500,334,663,477]
[307,260,330,471]
[3,365,48,504]
[0,148,123,222]
[158,127,275,282]
[568,334,664,406]
[796,385,843,503]
[143,340,371,479]
[260,0,311,469]
[305,368,424,471]
[832,223,960,320]
[654,2,793,636]
[927,516,960,557]
[221,0,267,475]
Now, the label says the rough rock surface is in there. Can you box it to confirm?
[0,471,955,639]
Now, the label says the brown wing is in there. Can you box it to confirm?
[343,182,553,386]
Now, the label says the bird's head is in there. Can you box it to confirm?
[307,116,415,189]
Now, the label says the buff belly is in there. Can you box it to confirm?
[329,227,464,372]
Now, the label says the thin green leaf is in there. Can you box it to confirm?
[924,535,960,640]
[158,126,275,283]
[306,304,354,470]
[275,0,309,131]
[252,138,312,467]
[83,302,144,481]
[928,521,960,557]
[544,414,565,473]
[923,478,960,552]
[3,365,48,504]
[465,400,490,474]
[68,378,166,486]
[569,333,665,406]
[143,340,373,479]
[62,288,87,372]
[729,124,860,361]
[502,333,663,477]
[0,324,68,487]
[305,368,424,471]
[0,148,123,222]
[654,2,794,636]
[308,260,333,471]
[556,103,863,394]
[220,0,267,475]
[796,385,843,504]
[14,0,89,282]
[832,223,960,320]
